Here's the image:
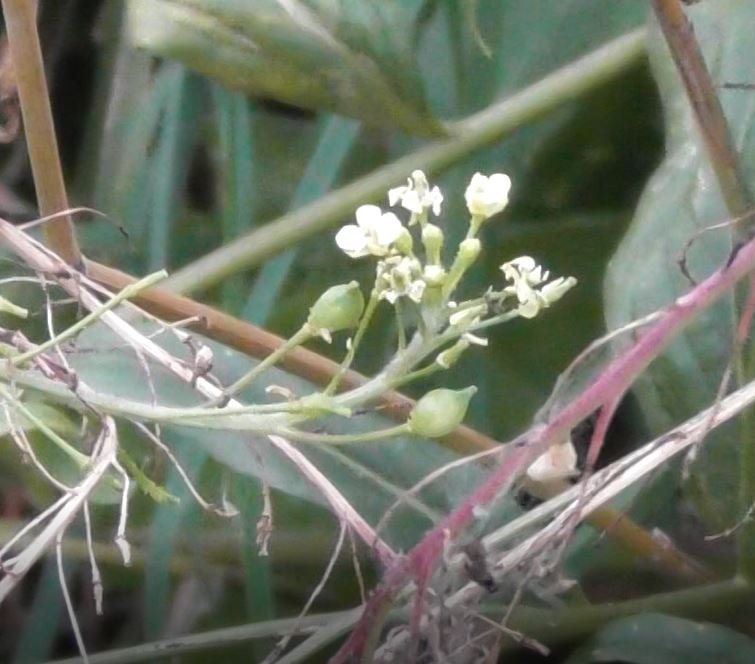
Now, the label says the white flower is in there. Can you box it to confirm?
[465,172,512,219]
[501,255,548,287]
[499,256,576,319]
[448,304,487,329]
[335,205,403,258]
[526,439,578,483]
[448,304,489,346]
[540,276,578,305]
[388,170,443,217]
[376,255,425,304]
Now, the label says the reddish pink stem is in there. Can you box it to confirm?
[586,396,621,471]
[333,238,755,661]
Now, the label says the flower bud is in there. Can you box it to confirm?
[423,264,446,287]
[421,223,444,265]
[409,386,477,438]
[394,227,414,256]
[435,339,470,369]
[307,282,364,342]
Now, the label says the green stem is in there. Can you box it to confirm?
[46,577,752,664]
[389,362,443,389]
[275,423,409,445]
[11,270,167,367]
[162,29,647,295]
[221,326,313,400]
[324,291,379,395]
[1,388,89,467]
[503,577,752,653]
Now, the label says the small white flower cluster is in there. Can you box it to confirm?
[335,169,513,306]
[333,168,576,376]
[376,255,425,304]
[500,257,577,319]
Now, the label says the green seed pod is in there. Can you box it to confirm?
[408,386,477,438]
[307,282,364,341]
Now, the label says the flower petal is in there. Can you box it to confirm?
[374,212,403,246]
[355,204,383,230]
[335,225,369,257]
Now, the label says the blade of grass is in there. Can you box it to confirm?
[147,64,203,272]
[211,84,256,314]
[242,115,360,324]
[232,474,275,664]
[144,443,208,639]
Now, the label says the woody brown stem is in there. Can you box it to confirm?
[1,0,80,264]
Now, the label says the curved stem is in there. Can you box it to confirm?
[325,291,379,396]
[220,325,313,402]
[275,423,409,446]
[162,29,647,295]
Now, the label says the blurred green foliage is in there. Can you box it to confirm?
[2,0,755,662]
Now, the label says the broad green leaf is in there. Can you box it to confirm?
[126,0,444,136]
[604,1,755,527]
[212,85,257,314]
[68,322,501,550]
[566,613,755,664]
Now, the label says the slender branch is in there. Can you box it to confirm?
[652,0,752,219]
[83,259,497,456]
[161,29,646,295]
[333,192,755,661]
[0,0,80,264]
[651,0,755,581]
[45,577,752,664]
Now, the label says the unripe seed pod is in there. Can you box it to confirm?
[409,386,477,438]
[307,282,364,341]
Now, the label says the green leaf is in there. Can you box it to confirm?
[604,0,755,527]
[566,613,755,664]
[126,0,444,136]
[67,322,500,549]
[211,84,257,314]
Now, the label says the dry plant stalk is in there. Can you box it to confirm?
[0,217,398,661]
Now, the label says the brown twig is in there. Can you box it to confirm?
[652,0,752,221]
[84,259,498,456]
[0,0,80,264]
[652,0,755,582]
